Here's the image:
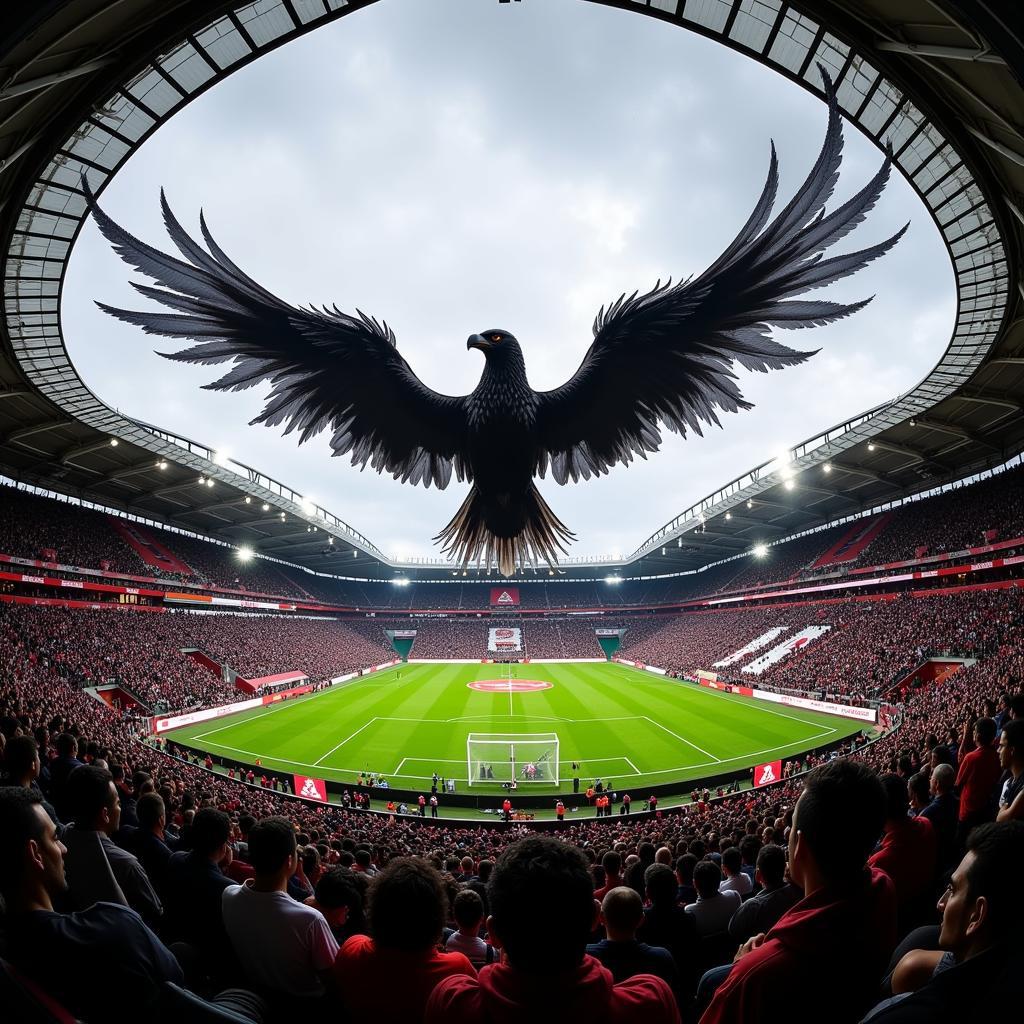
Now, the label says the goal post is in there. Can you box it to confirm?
[467,732,559,786]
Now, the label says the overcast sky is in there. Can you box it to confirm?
[63,0,954,561]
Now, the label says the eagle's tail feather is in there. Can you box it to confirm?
[434,484,575,577]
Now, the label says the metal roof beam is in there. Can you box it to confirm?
[60,437,121,464]
[874,41,1005,65]
[6,419,70,443]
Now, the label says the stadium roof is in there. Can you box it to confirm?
[0,0,1021,582]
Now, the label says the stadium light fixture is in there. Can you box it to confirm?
[823,462,832,473]
[237,546,253,561]
[279,512,286,520]
[725,512,732,520]
[353,550,358,558]
[747,499,753,509]
[604,575,622,584]
[868,442,876,451]
[109,437,118,447]
[328,537,334,545]
[753,543,768,558]
[262,503,270,511]
[784,479,795,490]
[393,577,410,586]
[206,478,214,487]
[156,459,167,469]
[244,496,251,504]
[198,475,206,485]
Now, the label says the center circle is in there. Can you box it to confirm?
[468,679,553,693]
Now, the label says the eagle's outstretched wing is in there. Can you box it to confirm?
[535,67,905,486]
[87,186,468,489]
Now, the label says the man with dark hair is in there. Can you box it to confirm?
[675,853,698,905]
[2,734,60,826]
[128,791,175,887]
[862,821,1024,1022]
[0,787,182,1023]
[426,836,679,1023]
[955,717,1001,845]
[728,844,801,943]
[684,860,741,937]
[869,775,937,911]
[63,763,162,924]
[587,887,677,988]
[701,759,896,1024]
[334,857,475,1022]
[222,816,338,999]
[719,846,752,897]
[162,807,234,957]
[638,862,697,977]
[995,719,1024,821]
[594,849,623,900]
[306,865,367,942]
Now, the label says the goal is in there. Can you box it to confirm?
[467,732,559,786]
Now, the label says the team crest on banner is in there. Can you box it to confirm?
[293,775,328,802]
[753,760,783,788]
[490,587,520,606]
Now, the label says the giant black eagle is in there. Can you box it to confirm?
[90,70,904,577]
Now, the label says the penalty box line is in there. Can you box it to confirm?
[395,754,643,778]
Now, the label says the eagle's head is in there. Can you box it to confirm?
[467,329,520,360]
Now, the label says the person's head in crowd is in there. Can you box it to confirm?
[308,866,364,933]
[1009,693,1024,720]
[190,807,230,861]
[973,717,997,748]
[693,859,723,899]
[740,835,760,868]
[354,848,373,872]
[688,839,706,860]
[452,888,485,936]
[880,774,910,823]
[601,887,644,942]
[755,844,788,890]
[654,846,672,865]
[997,719,1024,775]
[477,859,493,885]
[66,764,120,834]
[721,846,743,877]
[136,792,165,836]
[930,763,955,796]
[0,788,65,912]
[247,816,297,887]
[938,821,1024,961]
[4,735,41,786]
[55,733,77,759]
[644,862,677,907]
[908,772,931,812]
[788,760,886,891]
[676,853,697,886]
[601,850,621,880]
[367,857,447,952]
[487,836,596,975]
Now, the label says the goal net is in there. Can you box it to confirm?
[467,732,559,786]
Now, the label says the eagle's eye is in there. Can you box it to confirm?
[490,333,502,343]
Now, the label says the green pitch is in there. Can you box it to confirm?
[163,662,863,798]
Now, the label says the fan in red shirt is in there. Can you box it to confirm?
[955,717,1001,842]
[333,857,474,1024]
[427,836,678,1024]
[701,760,896,1024]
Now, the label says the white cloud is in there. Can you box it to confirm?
[61,0,954,561]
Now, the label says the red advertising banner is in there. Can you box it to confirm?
[490,587,520,607]
[753,760,783,787]
[293,775,328,802]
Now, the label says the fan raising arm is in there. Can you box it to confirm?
[87,184,469,490]
[535,67,905,486]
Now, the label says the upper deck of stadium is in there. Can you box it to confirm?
[0,0,1021,583]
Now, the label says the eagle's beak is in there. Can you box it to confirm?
[467,334,488,352]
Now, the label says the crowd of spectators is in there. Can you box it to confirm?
[0,485,139,574]
[2,570,1024,1021]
